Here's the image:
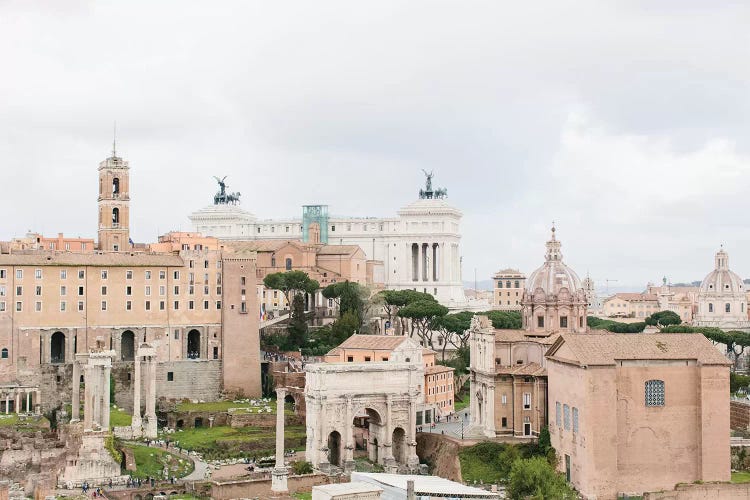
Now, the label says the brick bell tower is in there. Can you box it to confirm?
[97,135,130,251]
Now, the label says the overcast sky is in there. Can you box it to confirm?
[2,1,749,288]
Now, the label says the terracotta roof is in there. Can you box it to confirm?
[0,252,183,267]
[493,329,563,345]
[422,348,437,356]
[335,334,407,351]
[316,245,362,256]
[426,365,454,375]
[547,333,731,366]
[224,240,297,252]
[496,362,546,377]
[605,293,658,303]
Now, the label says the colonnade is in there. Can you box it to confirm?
[1,386,40,414]
[132,344,158,439]
[72,350,114,431]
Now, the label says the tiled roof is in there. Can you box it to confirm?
[0,252,183,267]
[605,293,658,303]
[224,240,296,252]
[316,245,361,256]
[547,333,731,366]
[493,330,563,344]
[496,362,546,377]
[335,334,407,351]
[426,365,454,375]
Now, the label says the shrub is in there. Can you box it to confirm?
[291,461,313,475]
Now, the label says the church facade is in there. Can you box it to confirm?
[188,174,469,308]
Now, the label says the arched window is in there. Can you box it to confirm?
[285,258,292,271]
[645,380,665,406]
[187,329,201,359]
[113,177,120,194]
[121,330,135,361]
[726,303,731,313]
[1,348,7,359]
[708,303,714,313]
[51,332,65,364]
[112,207,120,224]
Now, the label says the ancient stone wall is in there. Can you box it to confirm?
[210,474,329,500]
[156,360,222,401]
[731,400,750,430]
[643,482,750,499]
[164,409,301,430]
[0,428,66,494]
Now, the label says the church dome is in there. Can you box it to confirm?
[525,226,583,297]
[699,248,745,295]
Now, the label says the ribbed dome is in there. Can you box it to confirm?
[525,226,583,296]
[699,248,744,295]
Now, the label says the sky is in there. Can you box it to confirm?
[1,1,749,288]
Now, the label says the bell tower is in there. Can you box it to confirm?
[97,138,130,252]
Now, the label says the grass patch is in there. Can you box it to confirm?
[164,424,306,460]
[110,406,132,427]
[0,414,49,430]
[732,471,750,483]
[293,494,312,500]
[126,444,194,479]
[454,389,470,412]
[459,441,543,484]
[175,400,293,415]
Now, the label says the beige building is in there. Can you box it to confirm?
[0,150,262,413]
[492,269,525,310]
[324,334,454,420]
[547,333,730,499]
[602,293,659,318]
[1,232,96,253]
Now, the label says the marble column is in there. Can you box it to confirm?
[407,393,420,468]
[34,390,40,414]
[318,396,328,466]
[4,394,9,414]
[71,361,80,421]
[144,357,157,438]
[25,391,30,413]
[83,366,93,430]
[344,396,354,470]
[271,388,289,493]
[92,366,101,427]
[384,395,394,461]
[14,392,20,414]
[132,356,142,429]
[102,364,111,429]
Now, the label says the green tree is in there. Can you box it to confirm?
[398,299,448,346]
[482,310,522,329]
[507,456,577,500]
[645,310,682,327]
[432,311,474,362]
[263,270,320,310]
[287,293,308,349]
[380,290,437,334]
[322,281,366,321]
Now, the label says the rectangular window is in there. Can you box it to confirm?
[101,286,107,296]
[78,286,84,296]
[560,316,568,328]
[216,300,221,310]
[204,260,209,269]
[60,301,66,312]
[501,417,507,427]
[145,300,151,311]
[173,300,179,310]
[203,300,209,309]
[213,346,219,359]
[573,407,579,433]
[189,300,195,310]
[60,270,67,279]
[564,404,571,430]
[126,270,133,279]
[159,270,166,280]
[145,270,151,280]
[241,276,246,286]
[126,286,132,296]
[216,273,222,285]
[240,301,246,313]
[159,286,166,296]
[173,271,180,280]
[35,269,42,279]
[0,270,5,279]
[189,285,194,295]
[0,302,6,312]
[101,301,107,311]
[537,316,544,328]
[174,329,180,339]
[645,380,665,407]
[216,287,222,295]
[204,285,209,295]
[101,270,108,279]
[523,392,531,410]
[16,270,22,279]
[15,301,21,312]
[217,261,221,269]
[189,272,194,283]
[78,270,85,279]
[159,301,165,311]
[189,260,194,269]
[167,372,174,382]
[347,356,354,362]
[174,286,180,295]
[0,286,4,297]
[126,300,132,311]
[35,301,42,312]
[501,394,507,405]
[77,301,84,311]
[35,285,42,296]
[556,402,562,427]
[16,286,22,296]
[145,286,151,296]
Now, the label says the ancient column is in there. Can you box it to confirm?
[35,390,40,415]
[4,394,9,414]
[407,392,420,469]
[71,360,80,421]
[383,395,394,462]
[102,364,111,429]
[318,395,328,466]
[271,387,289,493]
[14,392,20,414]
[132,355,142,429]
[92,365,101,427]
[144,356,157,438]
[344,396,354,471]
[25,391,30,414]
[83,365,93,430]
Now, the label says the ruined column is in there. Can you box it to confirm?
[4,394,9,414]
[318,395,328,467]
[35,390,40,415]
[271,387,289,493]
[102,364,111,429]
[407,392,420,469]
[143,355,157,438]
[383,395,394,462]
[25,391,30,413]
[83,365,93,430]
[92,366,101,427]
[132,354,142,429]
[14,392,20,414]
[71,360,80,421]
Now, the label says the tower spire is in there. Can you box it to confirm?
[112,121,117,158]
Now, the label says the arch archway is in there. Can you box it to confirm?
[112,207,120,225]
[187,329,201,359]
[392,427,406,464]
[113,177,120,194]
[194,417,203,428]
[51,332,65,364]
[121,330,135,361]
[327,431,341,466]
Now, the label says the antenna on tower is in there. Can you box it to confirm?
[112,121,117,158]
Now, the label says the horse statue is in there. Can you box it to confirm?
[213,175,241,205]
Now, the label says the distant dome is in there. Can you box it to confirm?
[699,248,744,294]
[525,226,583,296]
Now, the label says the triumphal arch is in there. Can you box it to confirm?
[305,350,423,473]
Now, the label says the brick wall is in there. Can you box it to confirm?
[156,360,222,401]
[731,400,750,431]
[210,474,329,500]
[643,482,750,499]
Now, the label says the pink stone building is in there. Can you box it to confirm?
[546,333,731,500]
